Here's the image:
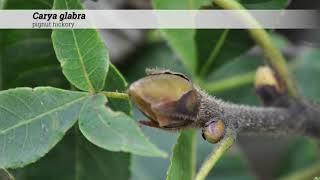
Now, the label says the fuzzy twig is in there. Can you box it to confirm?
[195,0,300,178]
[199,90,320,138]
[195,89,320,180]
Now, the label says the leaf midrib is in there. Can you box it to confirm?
[64,0,95,93]
[71,30,95,93]
[0,95,87,135]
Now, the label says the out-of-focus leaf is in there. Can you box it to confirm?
[292,49,320,101]
[151,0,210,74]
[152,0,288,77]
[0,0,5,9]
[122,43,188,83]
[13,128,130,180]
[0,169,14,180]
[152,0,210,9]
[2,0,53,9]
[153,28,196,73]
[52,0,109,92]
[275,137,320,178]
[0,35,67,89]
[196,135,256,180]
[206,152,256,180]
[196,0,288,77]
[105,64,131,115]
[0,87,88,168]
[274,49,320,178]
[196,29,254,75]
[205,54,262,104]
[76,131,130,180]
[205,32,289,103]
[79,94,167,157]
[166,130,196,180]
[270,32,290,49]
[0,0,68,90]
[239,0,289,9]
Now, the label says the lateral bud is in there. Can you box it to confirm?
[255,66,286,106]
[255,66,283,92]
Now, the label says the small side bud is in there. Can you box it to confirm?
[202,120,225,144]
[255,66,287,106]
[255,66,282,92]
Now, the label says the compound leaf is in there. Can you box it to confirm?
[0,87,88,168]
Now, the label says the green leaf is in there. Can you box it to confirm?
[105,64,131,115]
[79,94,167,157]
[76,132,130,180]
[273,49,320,177]
[239,0,289,9]
[123,43,188,83]
[196,29,254,76]
[151,0,210,74]
[204,54,262,105]
[0,87,88,168]
[205,151,255,180]
[13,128,130,180]
[0,0,5,9]
[156,29,197,74]
[52,0,109,92]
[0,169,14,180]
[14,66,132,179]
[195,135,255,180]
[0,0,68,90]
[292,49,320,101]
[152,0,210,9]
[0,31,67,89]
[152,0,288,77]
[167,130,196,180]
[275,137,320,178]
[1,0,53,9]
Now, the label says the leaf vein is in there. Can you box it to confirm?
[0,96,86,135]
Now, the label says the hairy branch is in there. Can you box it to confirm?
[129,68,320,138]
[128,68,318,179]
[198,90,320,138]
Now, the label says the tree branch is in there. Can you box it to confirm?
[198,90,320,139]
